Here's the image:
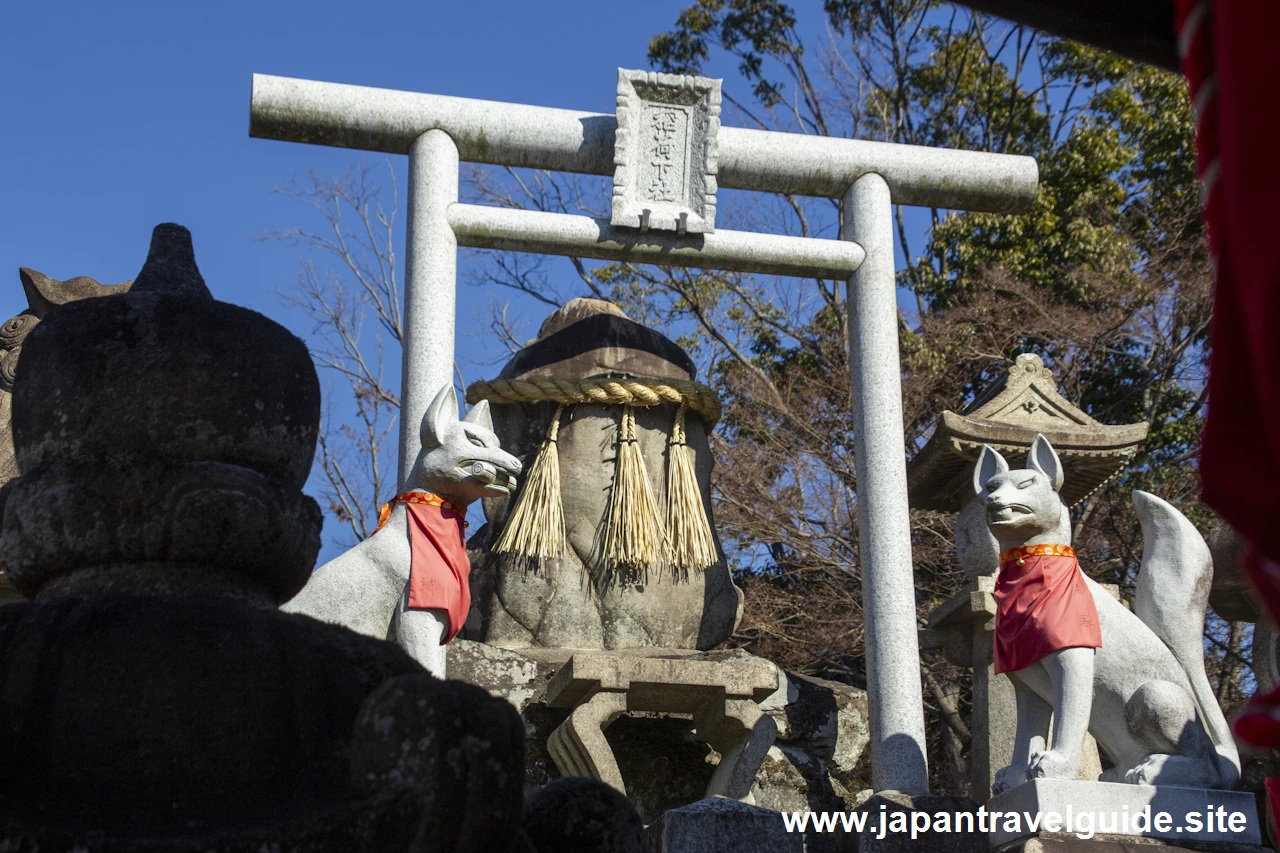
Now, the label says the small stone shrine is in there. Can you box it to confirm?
[448,298,871,824]
[0,224,529,851]
[910,353,1148,800]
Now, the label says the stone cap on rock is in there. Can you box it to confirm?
[500,298,696,383]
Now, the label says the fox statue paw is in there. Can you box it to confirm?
[993,763,1029,794]
[1028,749,1077,781]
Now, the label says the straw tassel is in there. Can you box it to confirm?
[493,404,568,561]
[602,405,666,571]
[666,405,718,571]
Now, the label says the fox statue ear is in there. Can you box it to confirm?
[421,384,458,450]
[973,444,1009,496]
[463,399,494,431]
[1027,434,1065,492]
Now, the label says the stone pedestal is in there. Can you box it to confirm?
[547,652,778,801]
[987,779,1262,849]
[646,798,805,853]
[446,641,872,823]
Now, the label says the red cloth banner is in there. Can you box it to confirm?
[376,491,471,643]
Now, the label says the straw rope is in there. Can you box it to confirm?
[666,405,718,570]
[466,376,721,428]
[492,404,567,561]
[601,405,667,571]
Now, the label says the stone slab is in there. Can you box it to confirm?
[852,791,987,853]
[547,652,779,711]
[646,797,805,853]
[612,69,721,235]
[987,780,1261,848]
[1007,836,1270,853]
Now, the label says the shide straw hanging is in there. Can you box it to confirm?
[465,375,721,574]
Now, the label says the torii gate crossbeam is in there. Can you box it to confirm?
[249,73,1038,796]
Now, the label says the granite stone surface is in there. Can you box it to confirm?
[447,640,871,823]
[986,779,1261,848]
[646,797,806,853]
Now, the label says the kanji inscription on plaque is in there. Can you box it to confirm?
[612,69,721,235]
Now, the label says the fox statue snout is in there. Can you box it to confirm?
[976,434,1239,794]
[978,435,1071,549]
[411,386,521,505]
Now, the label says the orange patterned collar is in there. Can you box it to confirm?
[999,543,1076,565]
[375,490,468,533]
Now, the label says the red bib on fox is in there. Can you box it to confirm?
[993,544,1102,673]
[376,491,470,643]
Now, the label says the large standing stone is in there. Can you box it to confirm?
[986,779,1261,849]
[465,298,742,650]
[0,224,526,851]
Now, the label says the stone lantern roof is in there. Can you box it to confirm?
[906,354,1149,510]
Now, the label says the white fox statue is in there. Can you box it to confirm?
[976,435,1239,792]
[283,384,522,676]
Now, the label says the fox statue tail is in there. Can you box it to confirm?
[1132,490,1241,788]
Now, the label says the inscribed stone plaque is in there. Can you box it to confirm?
[612,69,721,235]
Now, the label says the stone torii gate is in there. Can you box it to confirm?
[249,70,1038,796]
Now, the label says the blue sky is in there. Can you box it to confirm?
[5,0,928,560]
[3,0,711,319]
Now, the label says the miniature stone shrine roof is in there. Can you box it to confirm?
[906,354,1149,510]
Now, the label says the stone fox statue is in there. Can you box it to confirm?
[283,385,521,676]
[977,435,1239,792]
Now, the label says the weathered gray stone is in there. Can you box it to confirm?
[987,779,1261,848]
[0,269,132,488]
[0,268,132,600]
[465,299,743,650]
[647,797,805,853]
[612,69,721,235]
[852,791,987,853]
[546,652,779,802]
[0,224,527,851]
[752,673,872,813]
[907,354,1150,514]
[447,641,872,821]
[523,777,645,853]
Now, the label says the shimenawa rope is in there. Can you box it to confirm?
[469,376,720,574]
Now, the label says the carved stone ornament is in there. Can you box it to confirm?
[612,68,721,235]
